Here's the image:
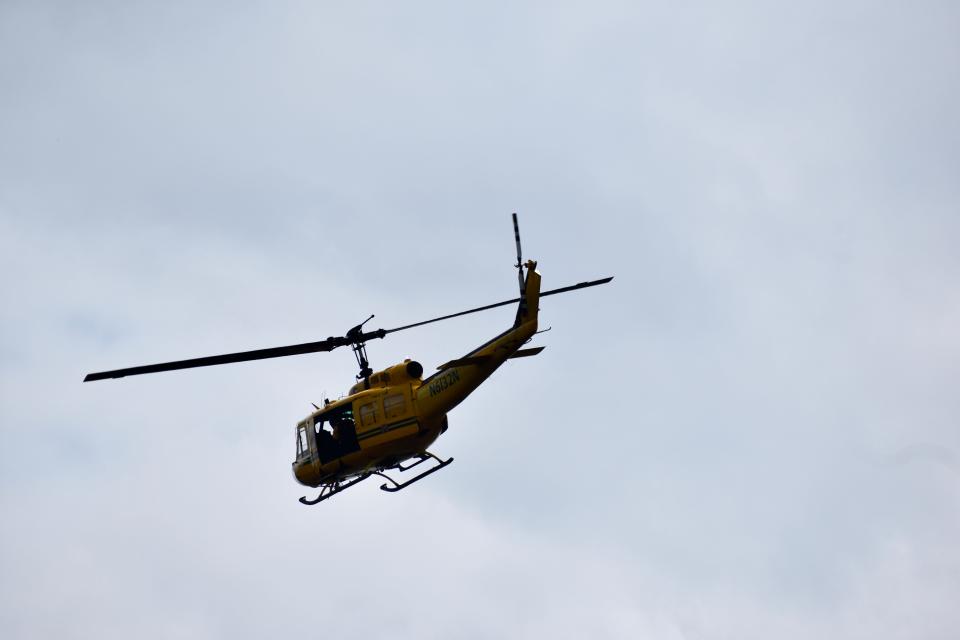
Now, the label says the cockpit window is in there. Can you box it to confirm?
[296,424,309,458]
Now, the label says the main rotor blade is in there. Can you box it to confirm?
[384,276,614,335]
[84,337,342,382]
[84,276,614,381]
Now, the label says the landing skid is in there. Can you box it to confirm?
[375,451,454,493]
[299,473,371,505]
[298,451,453,505]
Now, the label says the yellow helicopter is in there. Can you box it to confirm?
[84,215,612,505]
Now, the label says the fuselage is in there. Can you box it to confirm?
[292,265,542,487]
[292,359,446,486]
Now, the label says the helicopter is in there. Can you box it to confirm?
[84,215,612,505]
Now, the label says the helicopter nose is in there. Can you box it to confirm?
[292,460,317,486]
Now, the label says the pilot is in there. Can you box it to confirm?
[330,415,346,439]
[330,414,358,452]
[315,424,337,461]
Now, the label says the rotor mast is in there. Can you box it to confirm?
[346,314,378,388]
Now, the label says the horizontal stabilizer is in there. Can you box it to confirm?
[508,347,545,359]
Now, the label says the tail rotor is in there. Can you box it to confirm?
[512,212,524,294]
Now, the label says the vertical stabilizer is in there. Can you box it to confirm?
[514,261,541,327]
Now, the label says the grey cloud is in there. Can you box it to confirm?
[2,1,959,638]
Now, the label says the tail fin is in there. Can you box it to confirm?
[514,260,541,327]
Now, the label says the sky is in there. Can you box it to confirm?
[1,1,959,638]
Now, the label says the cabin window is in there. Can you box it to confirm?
[383,393,406,419]
[297,425,309,458]
[359,401,379,427]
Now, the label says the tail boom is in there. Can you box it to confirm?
[416,263,541,419]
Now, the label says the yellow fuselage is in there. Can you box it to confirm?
[292,267,541,487]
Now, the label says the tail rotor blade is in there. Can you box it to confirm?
[512,212,523,266]
[512,212,524,293]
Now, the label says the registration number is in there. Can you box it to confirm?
[428,369,461,397]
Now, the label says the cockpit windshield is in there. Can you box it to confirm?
[296,422,310,459]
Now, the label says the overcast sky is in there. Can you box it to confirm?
[2,1,958,638]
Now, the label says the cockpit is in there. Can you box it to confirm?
[295,402,360,466]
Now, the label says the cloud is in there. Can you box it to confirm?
[2,1,958,638]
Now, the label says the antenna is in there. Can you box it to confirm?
[512,212,524,294]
